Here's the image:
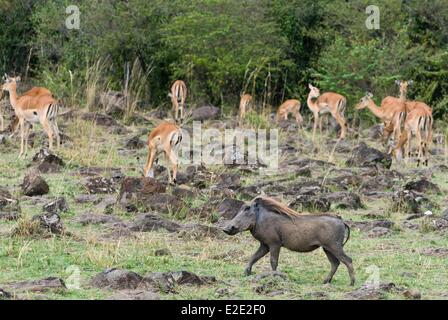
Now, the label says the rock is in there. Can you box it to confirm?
[367,124,384,140]
[100,91,126,117]
[154,248,171,256]
[172,185,195,199]
[181,223,224,239]
[117,177,166,210]
[404,178,440,194]
[145,193,182,213]
[432,218,448,231]
[76,213,123,226]
[0,288,12,300]
[325,192,363,210]
[216,173,240,190]
[170,271,216,286]
[147,109,168,119]
[403,289,421,300]
[130,214,182,233]
[290,195,331,212]
[144,272,176,293]
[346,142,392,169]
[85,177,117,194]
[420,247,448,257]
[328,174,362,190]
[254,271,288,282]
[391,190,432,214]
[365,227,391,238]
[82,112,119,127]
[347,219,394,232]
[191,105,220,121]
[125,135,145,150]
[106,289,160,300]
[43,197,68,214]
[31,149,64,173]
[76,167,124,178]
[346,282,397,300]
[32,212,65,235]
[90,269,147,290]
[21,172,49,196]
[75,194,101,204]
[0,188,21,220]
[4,277,66,293]
[217,199,244,220]
[442,208,448,221]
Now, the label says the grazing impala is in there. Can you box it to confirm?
[392,107,433,166]
[276,99,303,126]
[143,121,183,184]
[238,93,253,125]
[356,92,406,145]
[169,80,187,121]
[1,76,60,158]
[307,84,347,140]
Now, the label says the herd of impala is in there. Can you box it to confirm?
[0,75,434,184]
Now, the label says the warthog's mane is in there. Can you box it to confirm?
[254,196,301,218]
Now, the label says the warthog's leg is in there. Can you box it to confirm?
[269,245,281,271]
[245,243,269,276]
[323,248,340,284]
[327,246,355,286]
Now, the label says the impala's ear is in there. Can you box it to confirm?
[408,80,414,86]
[308,84,313,90]
[367,92,373,98]
[14,76,21,82]
[395,80,401,85]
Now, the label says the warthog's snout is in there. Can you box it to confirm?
[222,224,238,235]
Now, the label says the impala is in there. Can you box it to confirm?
[356,92,406,145]
[392,107,433,166]
[307,84,347,140]
[3,75,53,137]
[276,99,303,126]
[143,121,183,184]
[169,80,187,121]
[1,76,60,158]
[383,80,432,114]
[238,93,253,125]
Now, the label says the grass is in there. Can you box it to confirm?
[1,114,448,300]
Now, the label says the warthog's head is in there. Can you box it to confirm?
[222,202,257,235]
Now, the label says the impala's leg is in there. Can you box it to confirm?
[333,112,347,140]
[51,119,61,149]
[319,116,323,136]
[18,118,25,158]
[41,119,54,150]
[415,126,423,167]
[0,112,3,131]
[181,97,185,120]
[312,113,319,141]
[23,121,31,157]
[405,129,412,164]
[164,151,172,183]
[143,146,156,178]
[167,150,179,184]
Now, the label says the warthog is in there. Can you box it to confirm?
[222,197,355,285]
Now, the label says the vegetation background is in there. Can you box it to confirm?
[1,0,447,122]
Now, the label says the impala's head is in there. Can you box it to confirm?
[355,92,374,110]
[308,84,320,99]
[395,80,413,97]
[1,74,19,92]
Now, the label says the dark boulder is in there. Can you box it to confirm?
[31,149,64,173]
[290,195,331,212]
[217,198,244,220]
[404,178,440,194]
[191,105,220,121]
[0,188,21,220]
[346,142,392,169]
[21,172,49,196]
[130,214,182,233]
[43,197,68,214]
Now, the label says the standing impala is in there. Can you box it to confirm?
[1,77,60,158]
[238,93,253,125]
[392,107,433,166]
[276,99,303,126]
[307,84,347,140]
[143,121,183,184]
[3,75,53,137]
[355,92,406,145]
[169,80,187,121]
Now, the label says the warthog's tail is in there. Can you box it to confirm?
[343,222,351,246]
